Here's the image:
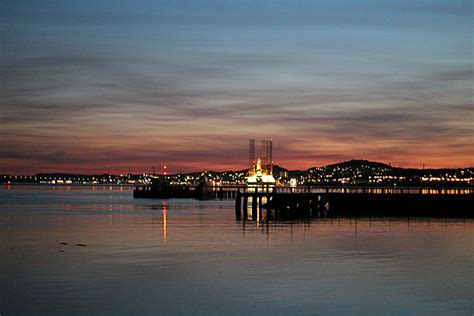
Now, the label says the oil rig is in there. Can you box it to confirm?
[246,138,275,184]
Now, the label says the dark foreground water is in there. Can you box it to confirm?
[0,186,472,315]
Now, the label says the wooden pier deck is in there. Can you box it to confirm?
[134,184,473,218]
[235,186,474,220]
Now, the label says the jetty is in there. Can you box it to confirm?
[133,183,243,199]
[235,186,473,219]
[134,183,473,218]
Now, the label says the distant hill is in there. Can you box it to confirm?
[303,159,395,182]
[322,159,392,171]
[272,165,288,173]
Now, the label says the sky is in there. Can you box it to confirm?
[1,0,473,174]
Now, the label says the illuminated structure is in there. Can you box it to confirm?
[247,139,275,184]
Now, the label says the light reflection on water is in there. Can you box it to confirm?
[0,186,472,315]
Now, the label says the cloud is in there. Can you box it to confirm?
[1,0,473,173]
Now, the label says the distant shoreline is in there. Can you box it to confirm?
[3,182,473,190]
[2,183,138,187]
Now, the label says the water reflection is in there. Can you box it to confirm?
[162,201,167,243]
[1,186,473,315]
[236,209,470,241]
[240,204,328,222]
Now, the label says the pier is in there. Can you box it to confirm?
[134,184,244,199]
[234,186,474,219]
[135,183,473,218]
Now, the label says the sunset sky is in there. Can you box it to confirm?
[1,0,473,174]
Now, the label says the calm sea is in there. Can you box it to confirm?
[0,185,472,315]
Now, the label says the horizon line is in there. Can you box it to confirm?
[3,159,473,176]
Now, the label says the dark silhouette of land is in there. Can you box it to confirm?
[2,159,472,187]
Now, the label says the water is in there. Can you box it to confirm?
[0,186,472,315]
